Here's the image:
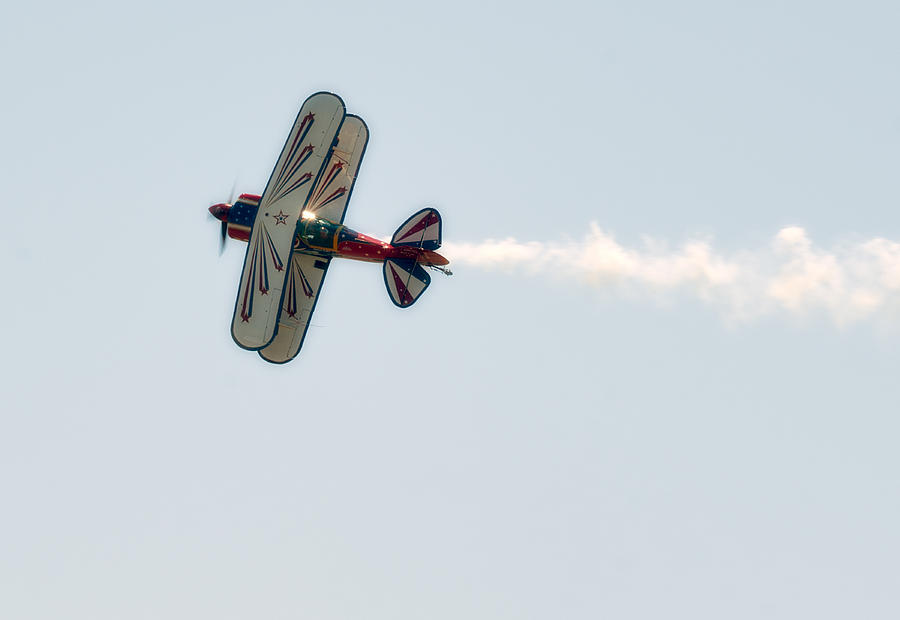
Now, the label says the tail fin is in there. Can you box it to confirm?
[384,258,431,307]
[391,207,442,250]
[383,208,443,308]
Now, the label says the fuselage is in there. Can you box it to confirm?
[209,194,449,267]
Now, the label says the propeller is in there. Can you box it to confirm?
[210,180,238,255]
[219,219,228,255]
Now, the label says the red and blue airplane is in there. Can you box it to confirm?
[209,92,450,364]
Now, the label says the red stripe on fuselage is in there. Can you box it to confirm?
[335,240,449,266]
[228,223,251,242]
[238,193,261,204]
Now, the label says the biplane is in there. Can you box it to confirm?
[209,92,451,364]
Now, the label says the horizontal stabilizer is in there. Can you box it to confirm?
[383,258,431,308]
[391,207,442,250]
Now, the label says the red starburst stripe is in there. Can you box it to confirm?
[271,171,313,205]
[261,224,285,272]
[396,212,440,243]
[273,145,314,199]
[311,162,344,203]
[389,263,414,306]
[273,113,314,191]
[286,266,298,317]
[312,187,347,211]
[297,263,314,298]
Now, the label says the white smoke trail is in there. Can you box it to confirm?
[441,223,900,324]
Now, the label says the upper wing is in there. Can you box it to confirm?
[257,252,331,364]
[303,114,369,224]
[258,115,371,364]
[231,92,345,350]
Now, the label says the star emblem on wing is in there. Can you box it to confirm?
[273,210,289,225]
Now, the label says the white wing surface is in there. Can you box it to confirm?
[231,92,345,350]
[258,252,331,364]
[258,115,370,363]
[304,114,369,224]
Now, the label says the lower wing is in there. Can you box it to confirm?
[258,252,331,364]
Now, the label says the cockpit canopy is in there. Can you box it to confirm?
[298,216,341,250]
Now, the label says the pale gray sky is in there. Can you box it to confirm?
[2,1,899,618]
